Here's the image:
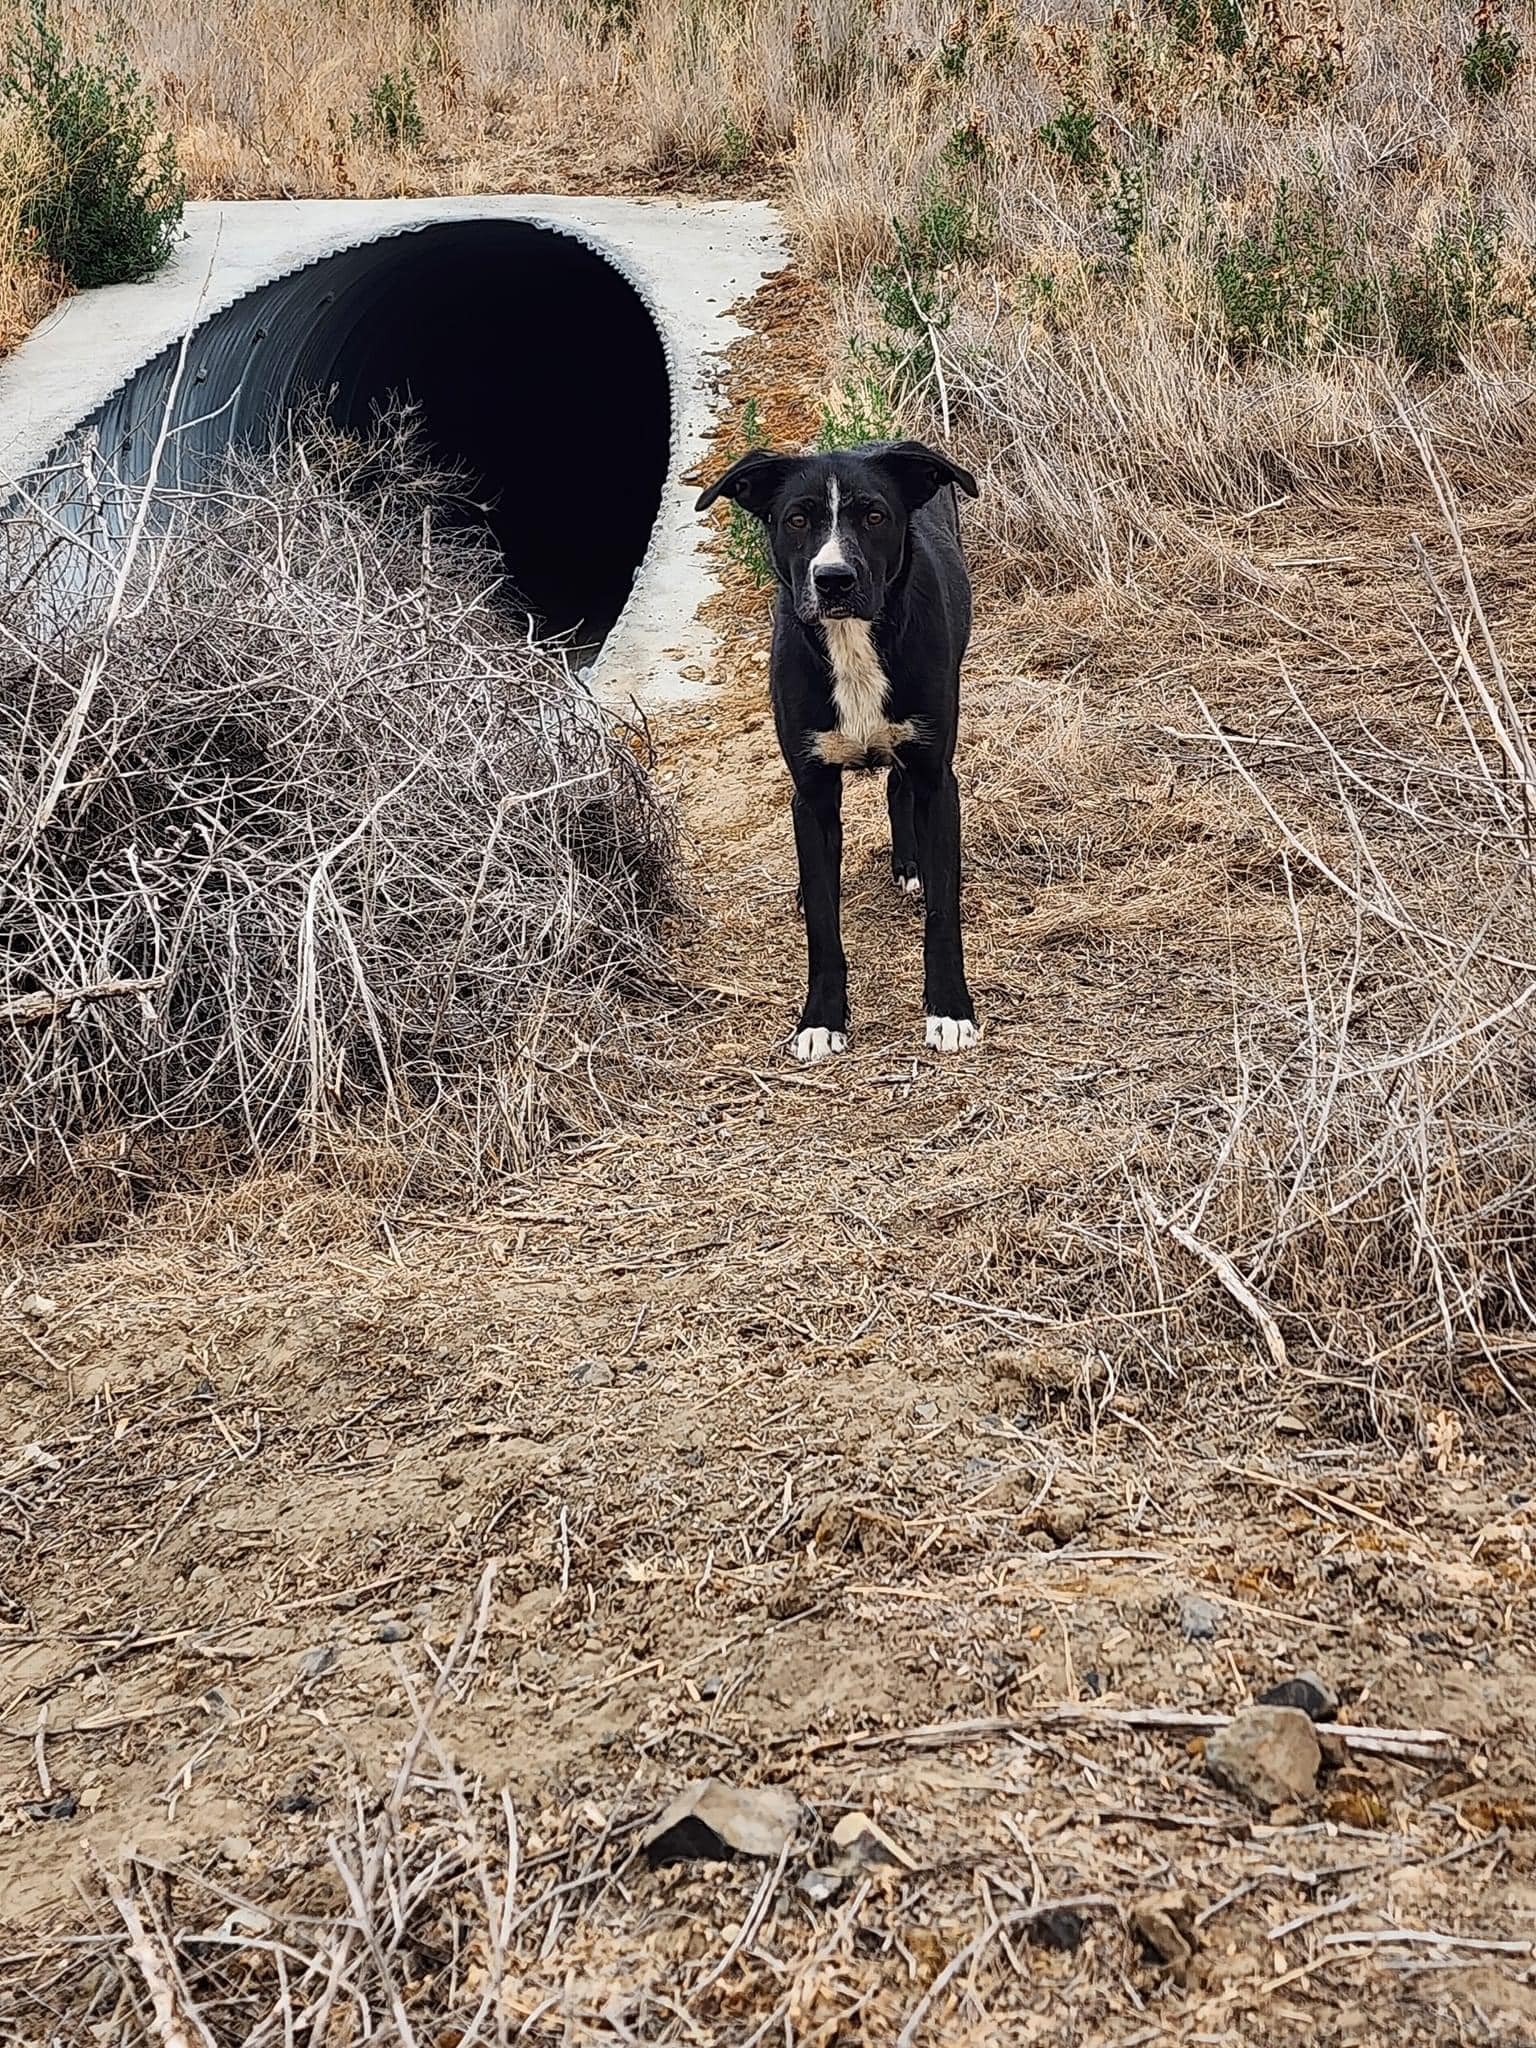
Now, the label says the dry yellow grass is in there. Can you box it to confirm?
[4,9,1536,2040]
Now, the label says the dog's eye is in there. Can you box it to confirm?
[786,511,808,530]
[865,508,886,526]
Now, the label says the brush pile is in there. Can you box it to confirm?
[0,412,678,1195]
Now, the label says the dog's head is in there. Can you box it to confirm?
[695,441,978,627]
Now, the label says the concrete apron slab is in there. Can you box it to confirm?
[0,196,785,708]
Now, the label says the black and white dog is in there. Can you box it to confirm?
[696,439,980,1062]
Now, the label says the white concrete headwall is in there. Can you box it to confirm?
[0,196,784,704]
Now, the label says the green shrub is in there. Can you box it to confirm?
[866,172,986,402]
[1037,98,1103,177]
[716,112,753,173]
[1462,11,1521,96]
[357,69,425,151]
[817,373,895,450]
[1103,161,1151,262]
[936,20,970,82]
[1215,184,1506,371]
[941,118,990,174]
[1162,0,1248,57]
[2,0,183,290]
[724,399,773,586]
[1213,184,1371,357]
[913,170,988,268]
[1383,209,1504,370]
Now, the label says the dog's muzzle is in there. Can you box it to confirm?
[810,560,859,620]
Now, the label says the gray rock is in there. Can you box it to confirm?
[572,1359,616,1389]
[374,1619,411,1644]
[643,1779,802,1867]
[1205,1706,1320,1812]
[1256,1670,1339,1722]
[1178,1594,1223,1641]
[296,1643,339,1683]
[1129,1890,1197,1979]
[1037,1500,1089,1544]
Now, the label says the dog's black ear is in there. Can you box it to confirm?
[694,448,795,519]
[874,440,979,511]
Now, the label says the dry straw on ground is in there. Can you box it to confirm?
[0,411,678,1210]
[4,3,1536,2042]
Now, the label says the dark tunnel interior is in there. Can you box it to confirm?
[71,220,674,653]
[308,223,672,645]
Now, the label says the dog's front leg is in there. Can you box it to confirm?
[789,770,848,1062]
[913,763,977,1052]
[887,766,922,896]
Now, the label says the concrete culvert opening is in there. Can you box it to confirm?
[76,220,674,650]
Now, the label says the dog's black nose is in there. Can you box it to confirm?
[813,562,857,599]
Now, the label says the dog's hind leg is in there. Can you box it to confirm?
[912,763,977,1052]
[887,767,922,897]
[790,771,849,1061]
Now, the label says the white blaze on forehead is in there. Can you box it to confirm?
[810,474,846,573]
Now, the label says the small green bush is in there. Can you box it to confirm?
[913,171,988,268]
[724,399,773,586]
[866,172,986,402]
[357,69,426,152]
[715,112,753,173]
[1037,99,1103,177]
[817,374,895,450]
[1215,184,1506,371]
[1103,161,1151,262]
[2,0,183,290]
[936,21,969,82]
[1462,14,1521,96]
[1162,0,1247,57]
[1383,209,1504,370]
[1213,184,1370,356]
[941,118,990,174]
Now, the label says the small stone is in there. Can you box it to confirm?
[1129,1889,1197,1978]
[1205,1706,1321,1813]
[643,1779,802,1867]
[829,1810,915,1872]
[1256,1671,1339,1723]
[572,1360,616,1389]
[21,1791,77,1821]
[217,1834,255,1866]
[1037,1500,1088,1544]
[697,1673,725,1701]
[912,1399,938,1424]
[297,1643,339,1683]
[1027,1906,1086,1951]
[1178,1594,1223,1641]
[799,1866,844,1902]
[19,1293,56,1322]
[374,1619,411,1644]
[1025,1529,1057,1553]
[218,1906,273,1939]
[275,1790,321,1815]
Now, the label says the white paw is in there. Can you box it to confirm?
[794,1027,848,1064]
[897,873,923,897]
[925,1015,978,1053]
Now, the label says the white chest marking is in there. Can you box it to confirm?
[822,617,889,751]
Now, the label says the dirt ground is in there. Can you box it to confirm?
[3,270,1536,2045]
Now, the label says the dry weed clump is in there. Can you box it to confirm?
[0,413,678,1208]
[1160,438,1536,1388]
